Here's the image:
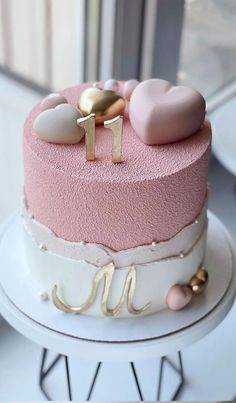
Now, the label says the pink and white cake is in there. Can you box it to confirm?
[22,79,211,318]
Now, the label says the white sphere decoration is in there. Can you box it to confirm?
[93,82,102,89]
[40,291,49,301]
[104,79,119,92]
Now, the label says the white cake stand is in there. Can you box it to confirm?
[0,211,235,401]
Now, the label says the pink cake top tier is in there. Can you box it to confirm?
[24,83,211,251]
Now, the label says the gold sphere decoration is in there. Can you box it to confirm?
[195,267,208,283]
[189,276,207,294]
[77,88,125,125]
[189,266,209,295]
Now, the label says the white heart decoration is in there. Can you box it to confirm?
[40,93,68,111]
[33,104,85,144]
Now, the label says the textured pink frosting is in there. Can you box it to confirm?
[23,83,211,251]
[22,196,207,268]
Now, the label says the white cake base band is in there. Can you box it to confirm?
[0,211,234,348]
[23,216,207,317]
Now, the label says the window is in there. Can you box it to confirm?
[179,0,236,99]
[1,0,236,106]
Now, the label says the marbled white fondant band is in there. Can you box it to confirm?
[23,221,207,317]
[22,196,207,269]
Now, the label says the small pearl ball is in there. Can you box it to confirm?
[40,93,68,111]
[39,244,47,252]
[194,219,199,224]
[104,79,119,92]
[179,252,185,259]
[40,291,49,301]
[152,241,157,246]
[93,81,102,89]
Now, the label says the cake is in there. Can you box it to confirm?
[22,78,211,318]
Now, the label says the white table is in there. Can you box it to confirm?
[211,96,236,177]
[0,211,235,401]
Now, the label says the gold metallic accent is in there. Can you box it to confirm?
[126,266,151,315]
[77,113,96,161]
[104,115,123,163]
[77,88,125,125]
[52,263,151,316]
[189,277,208,294]
[189,266,209,294]
[195,267,208,282]
[156,220,207,263]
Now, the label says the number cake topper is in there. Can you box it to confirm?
[77,113,96,161]
[33,79,126,163]
[77,113,123,163]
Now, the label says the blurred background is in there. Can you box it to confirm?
[1,0,236,95]
[0,0,236,400]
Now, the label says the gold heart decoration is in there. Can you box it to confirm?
[77,88,125,124]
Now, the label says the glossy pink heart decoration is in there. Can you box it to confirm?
[129,79,206,145]
[166,285,193,311]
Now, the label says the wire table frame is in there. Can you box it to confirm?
[39,348,185,401]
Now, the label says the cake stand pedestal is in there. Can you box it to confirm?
[38,347,184,401]
[0,211,235,401]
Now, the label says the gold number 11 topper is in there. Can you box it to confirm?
[77,114,123,163]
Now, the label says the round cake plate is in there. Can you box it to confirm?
[0,211,235,362]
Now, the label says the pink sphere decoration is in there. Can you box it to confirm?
[124,102,130,119]
[166,285,193,311]
[123,79,139,101]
